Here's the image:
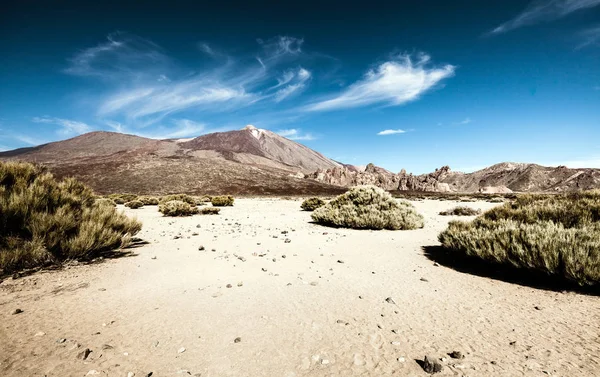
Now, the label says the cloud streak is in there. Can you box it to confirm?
[303,53,454,112]
[276,128,315,141]
[377,129,406,135]
[490,0,600,34]
[453,117,472,125]
[32,116,92,135]
[577,25,600,48]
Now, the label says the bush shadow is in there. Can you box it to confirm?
[422,245,600,297]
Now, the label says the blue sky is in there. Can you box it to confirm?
[1,0,599,173]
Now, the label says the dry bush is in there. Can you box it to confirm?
[439,191,600,286]
[211,195,234,207]
[125,200,144,209]
[139,196,159,205]
[112,197,126,204]
[109,193,138,203]
[0,161,141,274]
[439,206,482,216]
[311,185,424,230]
[96,198,117,207]
[200,207,220,215]
[301,197,325,211]
[158,200,199,216]
[160,194,197,206]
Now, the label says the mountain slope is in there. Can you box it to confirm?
[0,127,344,195]
[181,125,340,172]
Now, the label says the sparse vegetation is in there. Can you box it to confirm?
[211,195,234,207]
[200,207,220,215]
[0,162,141,275]
[139,196,159,205]
[109,193,138,203]
[125,200,144,209]
[301,197,325,211]
[158,200,199,216]
[311,185,424,230]
[439,206,482,216]
[160,194,197,206]
[96,198,117,207]
[439,191,600,286]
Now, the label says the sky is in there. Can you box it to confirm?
[1,0,599,174]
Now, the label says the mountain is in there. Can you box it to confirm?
[2,127,599,194]
[0,127,344,195]
[305,163,600,193]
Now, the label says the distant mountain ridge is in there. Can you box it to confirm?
[1,127,599,194]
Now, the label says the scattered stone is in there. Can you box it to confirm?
[56,338,67,343]
[101,344,114,350]
[391,341,401,346]
[12,308,23,315]
[321,359,330,365]
[310,281,318,286]
[151,256,157,260]
[284,239,291,243]
[128,372,135,377]
[433,262,439,267]
[509,341,517,346]
[422,355,443,374]
[211,249,216,252]
[34,331,46,337]
[281,255,286,258]
[173,235,181,240]
[192,232,199,236]
[237,282,243,287]
[178,347,186,353]
[198,246,205,251]
[226,284,232,288]
[261,268,267,272]
[491,361,497,365]
[385,297,396,305]
[534,306,542,310]
[397,357,406,363]
[234,337,241,343]
[448,351,463,359]
[420,277,429,282]
[77,348,92,360]
[86,370,100,375]
[337,260,344,264]
[98,288,106,291]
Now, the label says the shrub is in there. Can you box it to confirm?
[192,196,208,206]
[112,197,126,204]
[200,207,220,215]
[198,195,212,203]
[139,196,159,205]
[439,206,482,216]
[311,185,424,230]
[0,161,141,274]
[160,194,197,206]
[96,198,117,207]
[211,195,234,207]
[125,200,144,209]
[158,200,199,216]
[438,191,600,286]
[301,197,326,211]
[108,193,138,203]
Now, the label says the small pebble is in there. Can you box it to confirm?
[178,347,186,353]
[234,337,241,343]
[12,308,23,315]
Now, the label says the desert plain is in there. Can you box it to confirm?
[1,198,599,377]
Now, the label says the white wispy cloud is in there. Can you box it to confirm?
[32,116,92,135]
[490,0,600,34]
[377,129,406,135]
[303,53,455,112]
[454,117,472,125]
[276,128,315,141]
[273,67,311,102]
[12,134,48,146]
[577,25,600,48]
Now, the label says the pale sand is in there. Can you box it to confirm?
[1,199,599,377]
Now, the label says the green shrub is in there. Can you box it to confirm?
[158,200,199,216]
[139,196,159,205]
[0,162,141,274]
[125,200,144,209]
[311,185,424,230]
[211,195,234,207]
[200,207,220,215]
[439,206,482,216]
[301,197,325,211]
[438,191,600,286]
[160,194,197,206]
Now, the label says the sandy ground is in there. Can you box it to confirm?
[1,198,599,377]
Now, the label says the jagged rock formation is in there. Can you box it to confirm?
[306,163,600,193]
